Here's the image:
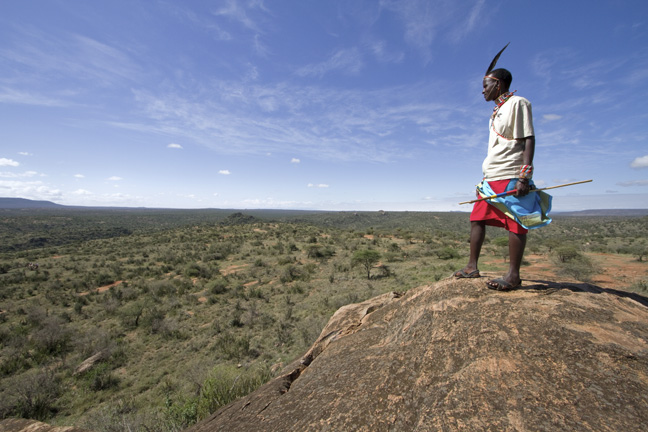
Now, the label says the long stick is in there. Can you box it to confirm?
[458,179,593,205]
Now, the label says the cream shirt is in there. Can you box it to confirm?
[482,95,535,181]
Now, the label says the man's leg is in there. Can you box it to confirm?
[487,231,526,288]
[455,221,486,277]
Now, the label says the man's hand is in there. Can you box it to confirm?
[515,179,531,197]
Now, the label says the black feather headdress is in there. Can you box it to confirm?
[485,43,510,76]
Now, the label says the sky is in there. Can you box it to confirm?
[1,0,647,212]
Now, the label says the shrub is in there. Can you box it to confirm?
[196,364,272,419]
[163,364,273,428]
[206,278,229,295]
[553,246,595,282]
[435,246,460,261]
[1,368,61,421]
[214,333,251,360]
[555,245,581,263]
[82,362,119,391]
[32,316,71,359]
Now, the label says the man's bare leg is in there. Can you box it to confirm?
[455,221,485,277]
[487,231,526,289]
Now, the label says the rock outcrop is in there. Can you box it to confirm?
[0,418,89,432]
[187,277,648,432]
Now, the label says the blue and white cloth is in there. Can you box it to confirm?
[478,179,552,230]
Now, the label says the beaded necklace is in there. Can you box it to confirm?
[491,90,516,119]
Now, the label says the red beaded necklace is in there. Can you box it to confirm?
[491,90,516,118]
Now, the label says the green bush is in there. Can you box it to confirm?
[435,246,460,260]
[163,364,273,428]
[553,246,595,282]
[1,369,61,421]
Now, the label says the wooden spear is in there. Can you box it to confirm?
[458,179,593,205]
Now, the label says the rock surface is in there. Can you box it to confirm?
[186,277,648,432]
[0,418,89,432]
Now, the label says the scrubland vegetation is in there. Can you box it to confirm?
[0,208,646,430]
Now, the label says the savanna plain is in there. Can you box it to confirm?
[1,208,646,431]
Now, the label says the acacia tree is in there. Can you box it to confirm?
[351,249,381,280]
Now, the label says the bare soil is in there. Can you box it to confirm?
[481,252,646,291]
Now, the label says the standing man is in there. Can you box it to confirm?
[454,44,545,291]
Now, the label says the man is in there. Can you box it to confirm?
[454,44,538,291]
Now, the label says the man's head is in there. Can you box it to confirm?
[483,68,512,101]
[483,43,512,101]
[487,68,512,89]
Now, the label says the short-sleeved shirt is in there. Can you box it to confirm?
[482,95,534,181]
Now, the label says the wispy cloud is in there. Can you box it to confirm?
[308,183,329,188]
[167,143,184,149]
[296,48,364,77]
[167,4,232,41]
[219,170,231,175]
[107,176,123,181]
[122,79,466,163]
[380,0,437,62]
[290,158,300,163]
[617,180,648,187]
[0,26,140,88]
[367,40,404,64]
[0,88,71,107]
[213,0,265,33]
[0,170,38,178]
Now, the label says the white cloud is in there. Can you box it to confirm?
[107,176,123,181]
[219,170,231,175]
[73,189,92,195]
[167,143,183,149]
[630,155,648,168]
[0,158,19,167]
[74,174,85,178]
[308,183,329,188]
[291,158,300,163]
[543,114,562,121]
[0,179,62,200]
[617,180,648,187]
[18,152,32,156]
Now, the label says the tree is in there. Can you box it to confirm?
[630,242,647,262]
[351,249,381,280]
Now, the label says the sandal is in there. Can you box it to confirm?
[486,278,521,291]
[454,269,481,279]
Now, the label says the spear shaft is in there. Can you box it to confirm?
[458,179,593,205]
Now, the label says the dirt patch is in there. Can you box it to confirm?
[79,281,123,296]
[482,252,646,290]
[222,264,248,275]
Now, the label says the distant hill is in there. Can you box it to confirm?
[0,197,66,209]
[556,208,648,217]
[1,197,646,217]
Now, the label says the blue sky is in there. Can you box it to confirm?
[1,0,647,211]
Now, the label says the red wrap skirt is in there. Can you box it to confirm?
[470,179,528,235]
